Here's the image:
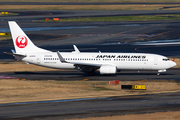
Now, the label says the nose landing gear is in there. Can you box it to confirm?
[157,69,166,76]
[157,72,160,76]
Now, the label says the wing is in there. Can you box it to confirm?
[57,51,101,71]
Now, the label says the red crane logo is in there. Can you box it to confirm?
[16,35,28,48]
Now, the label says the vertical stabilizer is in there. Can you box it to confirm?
[8,21,49,53]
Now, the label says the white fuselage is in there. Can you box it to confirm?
[20,52,176,71]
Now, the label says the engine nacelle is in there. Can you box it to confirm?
[100,65,117,74]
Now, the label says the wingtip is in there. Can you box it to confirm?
[57,51,67,63]
[73,45,80,53]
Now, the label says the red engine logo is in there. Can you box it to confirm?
[16,35,28,48]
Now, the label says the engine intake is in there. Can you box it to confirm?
[100,65,117,74]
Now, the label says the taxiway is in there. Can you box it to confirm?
[0,7,180,120]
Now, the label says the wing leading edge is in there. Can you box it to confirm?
[57,51,102,67]
[56,51,117,75]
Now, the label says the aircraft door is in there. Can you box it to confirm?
[154,56,158,65]
[37,55,41,65]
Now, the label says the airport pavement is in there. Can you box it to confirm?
[0,9,180,119]
[1,20,180,59]
[0,92,180,120]
[1,10,180,21]
[0,68,180,82]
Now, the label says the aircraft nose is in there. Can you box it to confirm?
[170,61,177,68]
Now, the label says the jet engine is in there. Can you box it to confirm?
[100,65,117,74]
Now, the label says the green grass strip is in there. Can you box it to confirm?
[41,15,180,22]
[0,13,19,16]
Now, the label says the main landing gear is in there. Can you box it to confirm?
[87,70,96,76]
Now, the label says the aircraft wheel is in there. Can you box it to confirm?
[88,70,95,76]
[157,72,160,76]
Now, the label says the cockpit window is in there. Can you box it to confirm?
[162,58,170,61]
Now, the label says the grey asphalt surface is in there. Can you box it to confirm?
[1,92,180,120]
[1,68,179,82]
[0,9,180,120]
[1,10,180,21]
[1,20,180,59]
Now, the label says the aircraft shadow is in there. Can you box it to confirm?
[116,72,173,76]
[13,71,174,76]
[14,71,83,76]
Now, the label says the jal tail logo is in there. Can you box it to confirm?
[16,35,28,48]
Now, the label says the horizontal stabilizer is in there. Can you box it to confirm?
[4,52,26,57]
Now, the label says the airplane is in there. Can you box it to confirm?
[5,21,176,76]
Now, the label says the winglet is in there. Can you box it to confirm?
[72,45,80,53]
[57,51,67,63]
